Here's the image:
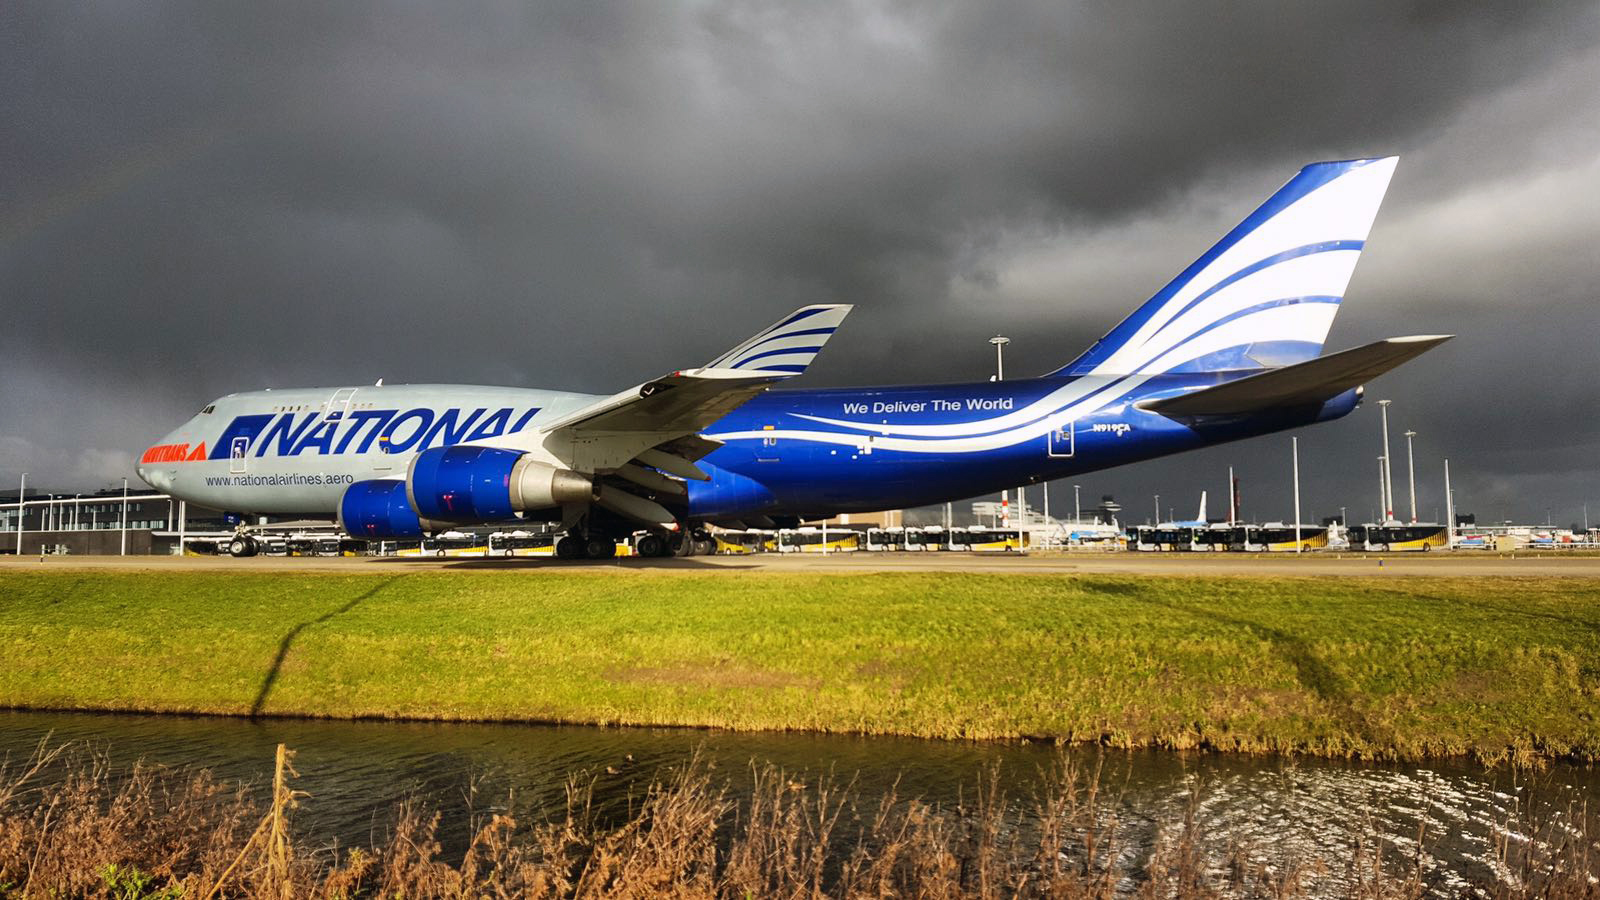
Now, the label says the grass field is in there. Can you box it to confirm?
[1,570,1597,760]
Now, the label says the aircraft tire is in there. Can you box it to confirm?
[584,536,616,559]
[671,533,694,557]
[555,535,583,560]
[636,534,667,558]
[693,537,715,556]
[229,537,250,558]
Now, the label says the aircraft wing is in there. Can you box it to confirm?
[1138,335,1452,417]
[524,304,853,476]
[541,368,798,436]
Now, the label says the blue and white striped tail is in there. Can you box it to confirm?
[705,304,854,376]
[1058,157,1398,377]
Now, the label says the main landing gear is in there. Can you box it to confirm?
[633,528,714,558]
[554,533,618,560]
[551,516,713,562]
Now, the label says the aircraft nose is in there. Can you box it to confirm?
[136,425,190,490]
[138,464,170,491]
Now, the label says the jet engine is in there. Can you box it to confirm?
[405,445,594,523]
[338,479,424,539]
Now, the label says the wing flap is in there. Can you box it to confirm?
[1138,335,1452,417]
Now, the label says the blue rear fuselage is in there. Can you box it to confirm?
[688,372,1359,520]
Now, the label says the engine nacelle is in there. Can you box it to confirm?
[406,445,593,523]
[338,479,424,539]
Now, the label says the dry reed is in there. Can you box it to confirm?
[0,740,1596,898]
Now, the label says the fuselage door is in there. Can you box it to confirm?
[757,424,780,462]
[229,436,249,474]
[324,387,358,422]
[1047,421,1075,458]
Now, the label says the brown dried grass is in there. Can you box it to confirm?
[0,740,1596,899]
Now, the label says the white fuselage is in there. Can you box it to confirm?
[138,384,597,515]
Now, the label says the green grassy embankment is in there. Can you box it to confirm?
[1,570,1597,760]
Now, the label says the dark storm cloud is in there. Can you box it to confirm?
[2,1,1596,523]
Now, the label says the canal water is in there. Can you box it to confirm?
[1,710,1594,895]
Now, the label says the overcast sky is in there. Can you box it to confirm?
[3,1,1597,526]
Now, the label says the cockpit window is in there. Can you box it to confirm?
[200,405,216,415]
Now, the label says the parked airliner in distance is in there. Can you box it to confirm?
[138,157,1449,559]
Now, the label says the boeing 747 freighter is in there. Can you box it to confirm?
[138,157,1449,558]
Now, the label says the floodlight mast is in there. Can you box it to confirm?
[15,473,25,555]
[1378,400,1395,522]
[1292,437,1302,553]
[989,335,1011,527]
[1404,430,1418,523]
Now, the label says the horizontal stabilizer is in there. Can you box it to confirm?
[1137,335,1452,417]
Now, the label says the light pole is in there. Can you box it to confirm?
[1377,457,1386,525]
[15,473,24,555]
[1227,466,1236,524]
[1378,399,1394,521]
[989,335,1009,381]
[1153,493,1160,525]
[990,335,1011,525]
[120,478,128,556]
[1074,484,1081,525]
[1444,458,1455,549]
[1292,437,1302,553]
[1404,430,1418,523]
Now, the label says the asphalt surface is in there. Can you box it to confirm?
[5,551,1599,577]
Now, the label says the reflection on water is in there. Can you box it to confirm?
[0,710,1593,896]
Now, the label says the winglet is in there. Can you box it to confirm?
[704,304,853,377]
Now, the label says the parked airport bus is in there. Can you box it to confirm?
[486,530,556,556]
[709,529,771,554]
[1253,524,1329,552]
[866,526,909,552]
[777,526,862,553]
[966,526,1028,551]
[1349,523,1449,551]
[1130,524,1193,551]
[914,526,963,550]
[1192,524,1236,552]
[941,527,972,552]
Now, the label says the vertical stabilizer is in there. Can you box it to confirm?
[1055,157,1398,377]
